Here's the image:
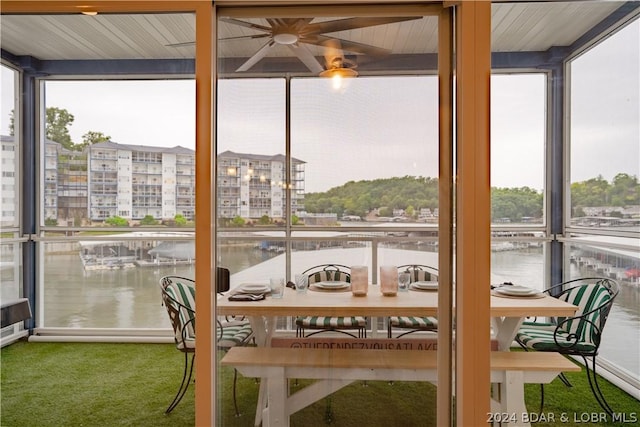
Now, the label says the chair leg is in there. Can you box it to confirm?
[583,355,614,416]
[166,351,195,414]
[558,372,573,387]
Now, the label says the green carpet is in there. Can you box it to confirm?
[2,341,637,426]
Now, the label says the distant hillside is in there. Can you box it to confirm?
[304,176,438,219]
[303,173,639,222]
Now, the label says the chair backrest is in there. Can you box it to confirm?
[160,276,196,351]
[216,267,230,293]
[303,264,351,283]
[397,264,438,282]
[555,278,618,349]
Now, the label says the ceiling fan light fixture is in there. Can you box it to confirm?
[319,67,358,79]
[273,32,298,45]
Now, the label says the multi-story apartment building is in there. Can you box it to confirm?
[1,135,17,226]
[87,141,196,221]
[218,151,305,220]
[4,137,304,224]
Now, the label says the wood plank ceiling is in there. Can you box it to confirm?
[0,2,630,75]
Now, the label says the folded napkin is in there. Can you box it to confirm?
[232,283,270,295]
[228,293,266,301]
[490,281,514,290]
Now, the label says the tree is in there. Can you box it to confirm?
[231,216,246,226]
[9,109,15,136]
[46,107,75,150]
[378,206,393,217]
[174,214,187,226]
[105,216,128,227]
[258,215,271,225]
[139,215,158,226]
[610,173,639,206]
[79,131,111,150]
[406,205,415,218]
[44,218,58,226]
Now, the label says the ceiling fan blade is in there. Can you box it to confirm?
[311,35,390,57]
[167,33,269,47]
[219,17,272,33]
[219,34,270,42]
[166,41,195,48]
[302,16,422,36]
[286,44,324,74]
[237,40,275,72]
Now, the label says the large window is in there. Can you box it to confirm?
[39,78,196,329]
[215,12,440,286]
[0,63,23,343]
[215,8,442,424]
[569,19,639,229]
[490,73,546,288]
[567,17,640,385]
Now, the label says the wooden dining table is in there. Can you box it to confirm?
[217,286,578,350]
[217,286,578,427]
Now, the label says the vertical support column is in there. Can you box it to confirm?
[437,7,454,427]
[194,2,214,426]
[548,64,565,288]
[21,69,38,332]
[455,2,492,425]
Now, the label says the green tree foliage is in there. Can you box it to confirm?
[378,206,393,217]
[46,107,75,150]
[9,110,15,136]
[305,177,439,218]
[571,173,639,215]
[610,173,639,206]
[174,214,187,226]
[305,174,638,222]
[231,216,246,226]
[79,131,111,150]
[139,215,158,226]
[40,107,110,151]
[105,216,128,227]
[491,187,543,222]
[258,215,271,225]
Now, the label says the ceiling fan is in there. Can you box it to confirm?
[168,16,421,74]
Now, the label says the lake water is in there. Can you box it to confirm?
[41,246,639,379]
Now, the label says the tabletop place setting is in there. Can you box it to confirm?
[491,282,545,299]
[228,264,445,300]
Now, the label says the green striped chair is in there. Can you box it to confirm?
[388,265,439,338]
[515,277,619,416]
[160,275,253,415]
[295,264,367,338]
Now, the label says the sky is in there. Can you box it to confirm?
[1,18,638,194]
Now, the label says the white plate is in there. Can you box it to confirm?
[237,283,270,294]
[411,281,438,290]
[314,281,350,289]
[495,286,538,297]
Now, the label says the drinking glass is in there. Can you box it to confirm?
[351,265,368,296]
[294,274,308,293]
[269,277,285,298]
[380,265,398,296]
[398,272,411,292]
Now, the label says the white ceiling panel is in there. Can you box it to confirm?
[0,2,635,73]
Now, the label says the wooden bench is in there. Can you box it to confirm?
[1,298,32,328]
[221,347,580,427]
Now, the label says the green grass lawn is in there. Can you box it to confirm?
[2,341,638,426]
